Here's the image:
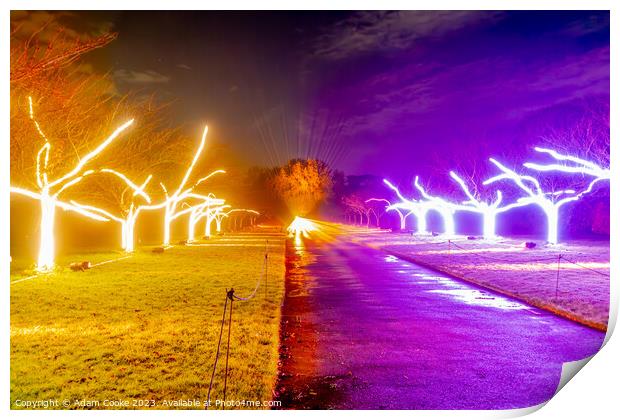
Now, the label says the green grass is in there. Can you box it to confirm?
[10,235,285,409]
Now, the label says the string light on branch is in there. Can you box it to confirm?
[524,147,610,179]
[523,147,610,196]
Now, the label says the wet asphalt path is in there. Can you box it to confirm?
[279,239,605,409]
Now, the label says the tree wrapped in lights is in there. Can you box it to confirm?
[203,205,229,237]
[10,97,134,271]
[342,194,377,227]
[382,179,431,234]
[185,197,227,242]
[449,171,528,239]
[413,176,460,236]
[152,125,226,245]
[483,157,596,245]
[32,98,183,254]
[69,171,153,252]
[213,208,229,233]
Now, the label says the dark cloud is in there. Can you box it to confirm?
[309,11,504,61]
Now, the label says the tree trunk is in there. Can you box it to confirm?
[163,205,172,246]
[482,211,497,240]
[37,191,56,271]
[546,205,560,244]
[439,208,455,236]
[188,212,197,242]
[415,209,428,234]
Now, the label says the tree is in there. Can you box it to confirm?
[10,15,116,85]
[342,194,378,227]
[11,19,121,189]
[59,99,185,252]
[449,171,528,239]
[382,179,431,234]
[539,101,609,170]
[413,176,458,236]
[186,198,227,242]
[10,18,146,266]
[10,97,134,270]
[366,198,409,230]
[271,159,332,217]
[146,125,226,245]
[483,157,595,245]
[523,147,610,188]
[69,172,152,252]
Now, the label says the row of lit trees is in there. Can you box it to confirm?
[377,148,610,244]
[10,97,263,271]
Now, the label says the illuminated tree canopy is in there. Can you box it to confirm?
[271,159,332,217]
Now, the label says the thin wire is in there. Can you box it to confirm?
[222,292,233,406]
[232,251,267,301]
[449,240,558,263]
[206,292,229,409]
[560,255,610,277]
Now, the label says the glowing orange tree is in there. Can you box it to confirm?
[136,125,225,246]
[271,159,332,217]
[10,97,134,271]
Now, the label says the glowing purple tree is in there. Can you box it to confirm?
[484,157,595,245]
[449,171,528,239]
[382,179,432,234]
[413,176,458,236]
[342,194,377,227]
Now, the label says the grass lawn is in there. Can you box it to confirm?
[10,233,285,409]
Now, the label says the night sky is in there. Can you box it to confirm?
[44,11,611,181]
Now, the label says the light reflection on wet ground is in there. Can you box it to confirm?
[279,238,605,409]
[384,255,529,311]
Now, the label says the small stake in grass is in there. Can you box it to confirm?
[69,261,91,271]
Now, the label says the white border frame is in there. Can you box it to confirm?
[2,2,617,419]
